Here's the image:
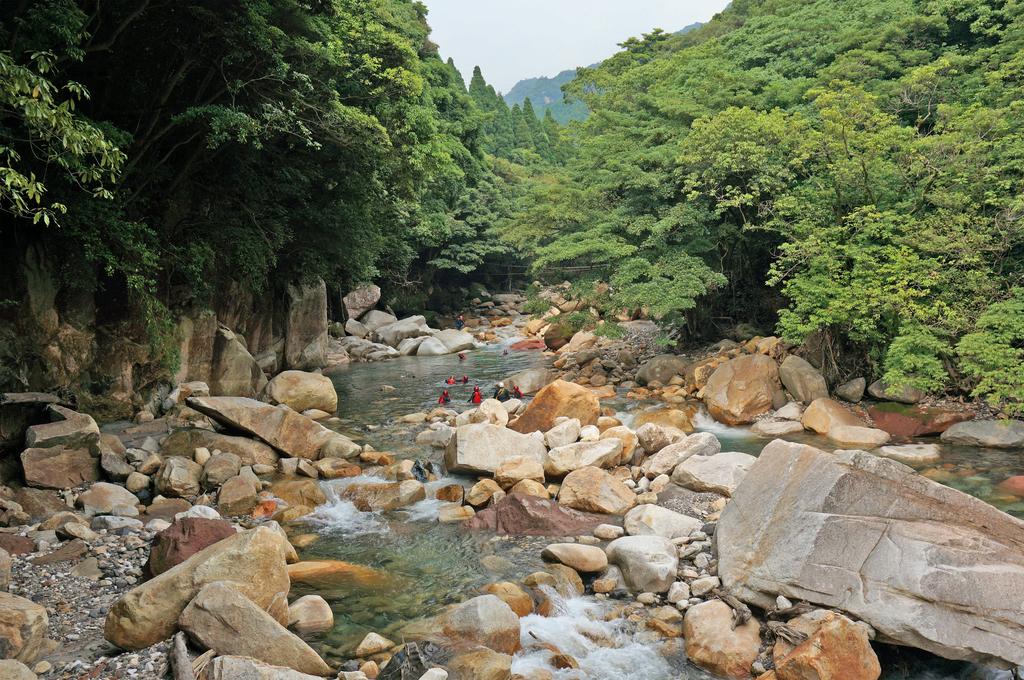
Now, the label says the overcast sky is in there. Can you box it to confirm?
[423,1,731,92]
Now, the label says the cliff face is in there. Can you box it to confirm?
[0,244,327,420]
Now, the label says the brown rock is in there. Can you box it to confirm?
[104,527,291,650]
[541,543,607,573]
[155,456,203,498]
[0,592,48,664]
[341,480,425,511]
[683,600,761,679]
[494,456,545,489]
[315,458,361,480]
[449,648,513,680]
[287,594,334,634]
[143,497,192,522]
[434,484,465,503]
[867,403,972,437]
[703,355,781,425]
[599,426,638,464]
[466,494,606,536]
[483,582,534,617]
[437,594,520,654]
[264,370,338,414]
[144,518,236,578]
[509,479,548,498]
[774,612,880,680]
[466,479,503,508]
[31,539,86,565]
[218,475,259,516]
[21,446,99,489]
[160,429,280,468]
[201,452,242,489]
[0,535,36,556]
[800,398,864,434]
[508,380,599,434]
[271,478,327,510]
[11,488,67,520]
[557,466,636,515]
[179,581,331,676]
[286,560,387,587]
[633,407,695,433]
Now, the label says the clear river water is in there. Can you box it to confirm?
[288,331,1020,680]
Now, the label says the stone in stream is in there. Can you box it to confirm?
[264,370,338,413]
[632,407,695,433]
[605,535,678,593]
[827,425,890,449]
[543,439,622,477]
[717,439,1024,667]
[940,419,1024,449]
[541,543,608,573]
[466,494,605,536]
[778,355,829,404]
[341,480,425,512]
[875,444,941,466]
[703,354,781,425]
[372,315,431,348]
[187,396,359,459]
[635,354,689,386]
[508,379,599,434]
[683,600,761,680]
[635,423,687,455]
[557,466,636,515]
[800,397,864,434]
[503,367,556,395]
[435,594,520,655]
[433,329,475,353]
[444,423,546,475]
[416,337,449,356]
[105,526,291,650]
[640,432,720,478]
[867,402,971,437]
[751,419,804,437]
[448,649,511,680]
[483,582,534,618]
[179,581,332,676]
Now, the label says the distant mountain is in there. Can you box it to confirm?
[504,22,704,124]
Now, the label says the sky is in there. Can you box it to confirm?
[423,0,731,93]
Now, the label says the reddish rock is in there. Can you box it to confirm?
[0,534,35,555]
[144,518,236,578]
[543,324,573,351]
[31,539,86,565]
[867,403,973,437]
[466,494,606,536]
[508,380,600,434]
[143,497,192,521]
[998,476,1024,497]
[251,499,279,519]
[12,488,68,520]
[510,339,547,351]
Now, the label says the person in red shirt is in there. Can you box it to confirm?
[512,384,524,399]
[445,376,456,385]
[438,390,451,404]
[468,386,482,404]
[461,375,469,384]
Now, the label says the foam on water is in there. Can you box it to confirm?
[304,475,389,535]
[692,408,753,439]
[511,590,676,680]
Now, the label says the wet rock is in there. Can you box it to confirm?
[867,379,925,404]
[606,535,678,593]
[483,582,533,618]
[21,445,99,489]
[543,439,622,477]
[265,370,338,413]
[436,595,520,654]
[778,356,828,404]
[271,478,326,512]
[867,403,971,437]
[287,595,334,634]
[541,543,607,573]
[557,466,636,515]
[800,398,864,434]
[315,458,361,479]
[875,444,941,466]
[623,504,702,539]
[155,456,203,498]
[940,419,1024,449]
[180,581,332,676]
[751,420,804,437]
[718,439,1024,667]
[703,355,781,425]
[0,592,48,664]
[341,480,425,512]
[633,407,695,433]
[683,600,761,679]
[449,649,511,680]
[508,380,599,434]
[145,517,236,577]
[444,423,546,476]
[827,425,890,449]
[466,494,604,536]
[105,526,291,649]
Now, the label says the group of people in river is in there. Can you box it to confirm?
[438,378,522,405]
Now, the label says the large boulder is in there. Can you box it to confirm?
[867,403,972,437]
[623,504,702,539]
[558,466,636,515]
[77,482,139,516]
[264,371,338,413]
[635,355,688,386]
[201,452,242,489]
[0,392,59,453]
[800,397,864,434]
[703,355,781,425]
[941,419,1024,449]
[632,407,695,433]
[144,517,236,577]
[218,475,259,516]
[0,592,48,664]
[21,445,99,489]
[160,429,280,468]
[773,612,880,680]
[24,404,99,450]
[284,279,328,370]
[543,439,622,477]
[187,397,358,460]
[671,451,755,497]
[359,310,398,333]
[210,327,267,398]
[179,582,331,676]
[683,600,761,680]
[341,480,425,512]
[207,656,325,680]
[640,432,720,478]
[436,595,520,655]
[105,527,291,650]
[600,426,638,464]
[867,379,925,404]
[0,661,35,680]
[717,439,1024,667]
[343,284,381,322]
[503,367,556,395]
[287,594,334,634]
[155,456,203,498]
[508,380,599,434]
[433,329,475,353]
[466,494,605,536]
[778,355,829,404]
[415,337,449,356]
[372,316,430,348]
[827,425,890,449]
[605,535,678,593]
[444,423,546,476]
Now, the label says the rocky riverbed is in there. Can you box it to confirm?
[2,288,1024,680]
